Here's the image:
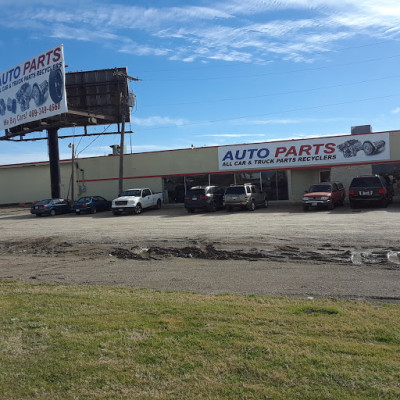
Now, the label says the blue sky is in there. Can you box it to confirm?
[1,0,400,165]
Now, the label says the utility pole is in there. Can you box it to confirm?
[114,69,141,195]
[68,143,75,201]
[118,117,125,194]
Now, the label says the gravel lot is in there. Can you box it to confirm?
[0,203,399,302]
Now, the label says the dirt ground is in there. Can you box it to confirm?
[0,203,399,302]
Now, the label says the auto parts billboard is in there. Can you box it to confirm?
[218,133,390,170]
[0,44,67,131]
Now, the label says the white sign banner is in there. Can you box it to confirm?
[0,44,68,131]
[218,133,390,170]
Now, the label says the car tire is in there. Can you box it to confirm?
[134,204,142,215]
[49,68,64,103]
[381,199,389,208]
[226,206,232,212]
[208,202,217,212]
[303,205,309,211]
[328,201,334,210]
[75,211,80,215]
[90,207,97,214]
[156,199,162,209]
[264,197,269,208]
[50,209,56,216]
[248,200,256,211]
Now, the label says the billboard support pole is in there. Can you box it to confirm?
[47,128,61,199]
[118,117,125,194]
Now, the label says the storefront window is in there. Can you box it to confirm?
[162,176,185,203]
[210,173,234,189]
[185,174,209,190]
[261,170,288,200]
[234,172,261,187]
[372,163,400,196]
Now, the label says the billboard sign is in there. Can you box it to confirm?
[0,44,67,131]
[218,133,390,170]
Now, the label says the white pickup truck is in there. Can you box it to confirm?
[111,188,163,215]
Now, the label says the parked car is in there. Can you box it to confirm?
[302,182,345,211]
[348,175,393,208]
[71,196,111,214]
[111,188,163,215]
[224,183,268,211]
[184,185,225,213]
[30,198,70,217]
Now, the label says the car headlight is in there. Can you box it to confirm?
[320,196,328,200]
[302,197,309,201]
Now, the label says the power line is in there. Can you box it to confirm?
[142,74,400,107]
[135,92,400,131]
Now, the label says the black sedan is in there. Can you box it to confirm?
[71,196,111,214]
[30,198,70,217]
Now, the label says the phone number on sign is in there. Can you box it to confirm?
[28,102,61,118]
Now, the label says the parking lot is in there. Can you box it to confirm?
[0,203,399,302]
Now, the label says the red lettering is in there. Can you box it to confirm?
[37,54,45,69]
[324,143,336,154]
[286,146,297,156]
[46,50,53,64]
[299,145,312,156]
[313,143,324,154]
[23,61,30,75]
[275,147,287,157]
[29,58,36,73]
[53,47,61,62]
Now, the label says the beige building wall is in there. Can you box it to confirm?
[1,131,399,205]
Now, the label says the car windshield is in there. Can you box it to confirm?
[77,197,92,202]
[225,186,246,195]
[309,184,332,192]
[351,177,381,188]
[120,190,142,197]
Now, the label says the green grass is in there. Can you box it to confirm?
[1,280,399,399]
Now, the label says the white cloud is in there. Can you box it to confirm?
[2,0,400,64]
[198,133,266,138]
[392,107,400,114]
[132,116,187,127]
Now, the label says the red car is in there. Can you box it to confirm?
[302,182,345,211]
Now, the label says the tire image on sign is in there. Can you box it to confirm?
[49,68,64,103]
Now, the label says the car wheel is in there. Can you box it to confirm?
[226,206,232,212]
[90,207,97,214]
[264,197,269,208]
[50,209,56,216]
[75,211,80,215]
[381,199,389,208]
[303,205,309,211]
[134,204,142,215]
[49,68,64,103]
[208,202,217,212]
[362,141,374,156]
[156,199,162,209]
[328,201,334,210]
[248,200,256,211]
